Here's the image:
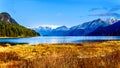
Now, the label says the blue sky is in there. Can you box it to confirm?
[0,0,120,28]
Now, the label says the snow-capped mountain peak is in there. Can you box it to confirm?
[33,18,119,36]
[105,17,118,24]
[55,26,69,31]
[38,26,52,30]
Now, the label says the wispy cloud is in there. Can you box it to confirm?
[29,25,59,29]
[89,12,120,18]
[89,5,120,12]
[89,5,120,18]
[109,5,120,12]
[41,25,59,29]
[89,8,101,11]
[89,7,108,11]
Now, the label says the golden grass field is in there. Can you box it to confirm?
[0,41,120,68]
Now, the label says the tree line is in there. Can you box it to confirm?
[0,22,40,37]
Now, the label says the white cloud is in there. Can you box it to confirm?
[27,24,60,29]
[41,25,59,29]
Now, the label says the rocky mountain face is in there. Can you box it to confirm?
[0,12,40,37]
[0,12,18,24]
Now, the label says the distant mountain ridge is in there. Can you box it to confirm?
[67,18,118,36]
[0,12,40,37]
[88,21,120,36]
[33,18,119,36]
[34,26,69,36]
[34,26,52,36]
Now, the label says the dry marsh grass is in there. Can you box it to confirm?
[0,41,120,68]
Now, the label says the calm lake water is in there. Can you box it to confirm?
[0,36,120,44]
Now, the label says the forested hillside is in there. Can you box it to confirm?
[0,12,40,37]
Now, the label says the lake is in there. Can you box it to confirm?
[0,36,120,44]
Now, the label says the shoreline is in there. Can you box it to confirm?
[0,36,40,38]
[0,40,116,45]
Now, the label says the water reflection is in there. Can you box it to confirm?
[0,36,120,44]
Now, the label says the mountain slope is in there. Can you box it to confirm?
[67,18,117,36]
[50,26,69,36]
[0,12,40,37]
[88,21,120,36]
[34,26,52,36]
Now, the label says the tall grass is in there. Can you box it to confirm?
[0,41,120,68]
[1,50,120,68]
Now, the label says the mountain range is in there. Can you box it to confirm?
[33,17,120,36]
[2,12,120,37]
[0,12,40,37]
[88,21,120,36]
[34,26,69,36]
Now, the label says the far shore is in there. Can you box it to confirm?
[0,36,40,38]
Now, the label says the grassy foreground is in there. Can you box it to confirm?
[0,41,120,68]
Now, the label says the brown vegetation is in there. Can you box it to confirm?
[0,41,120,68]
